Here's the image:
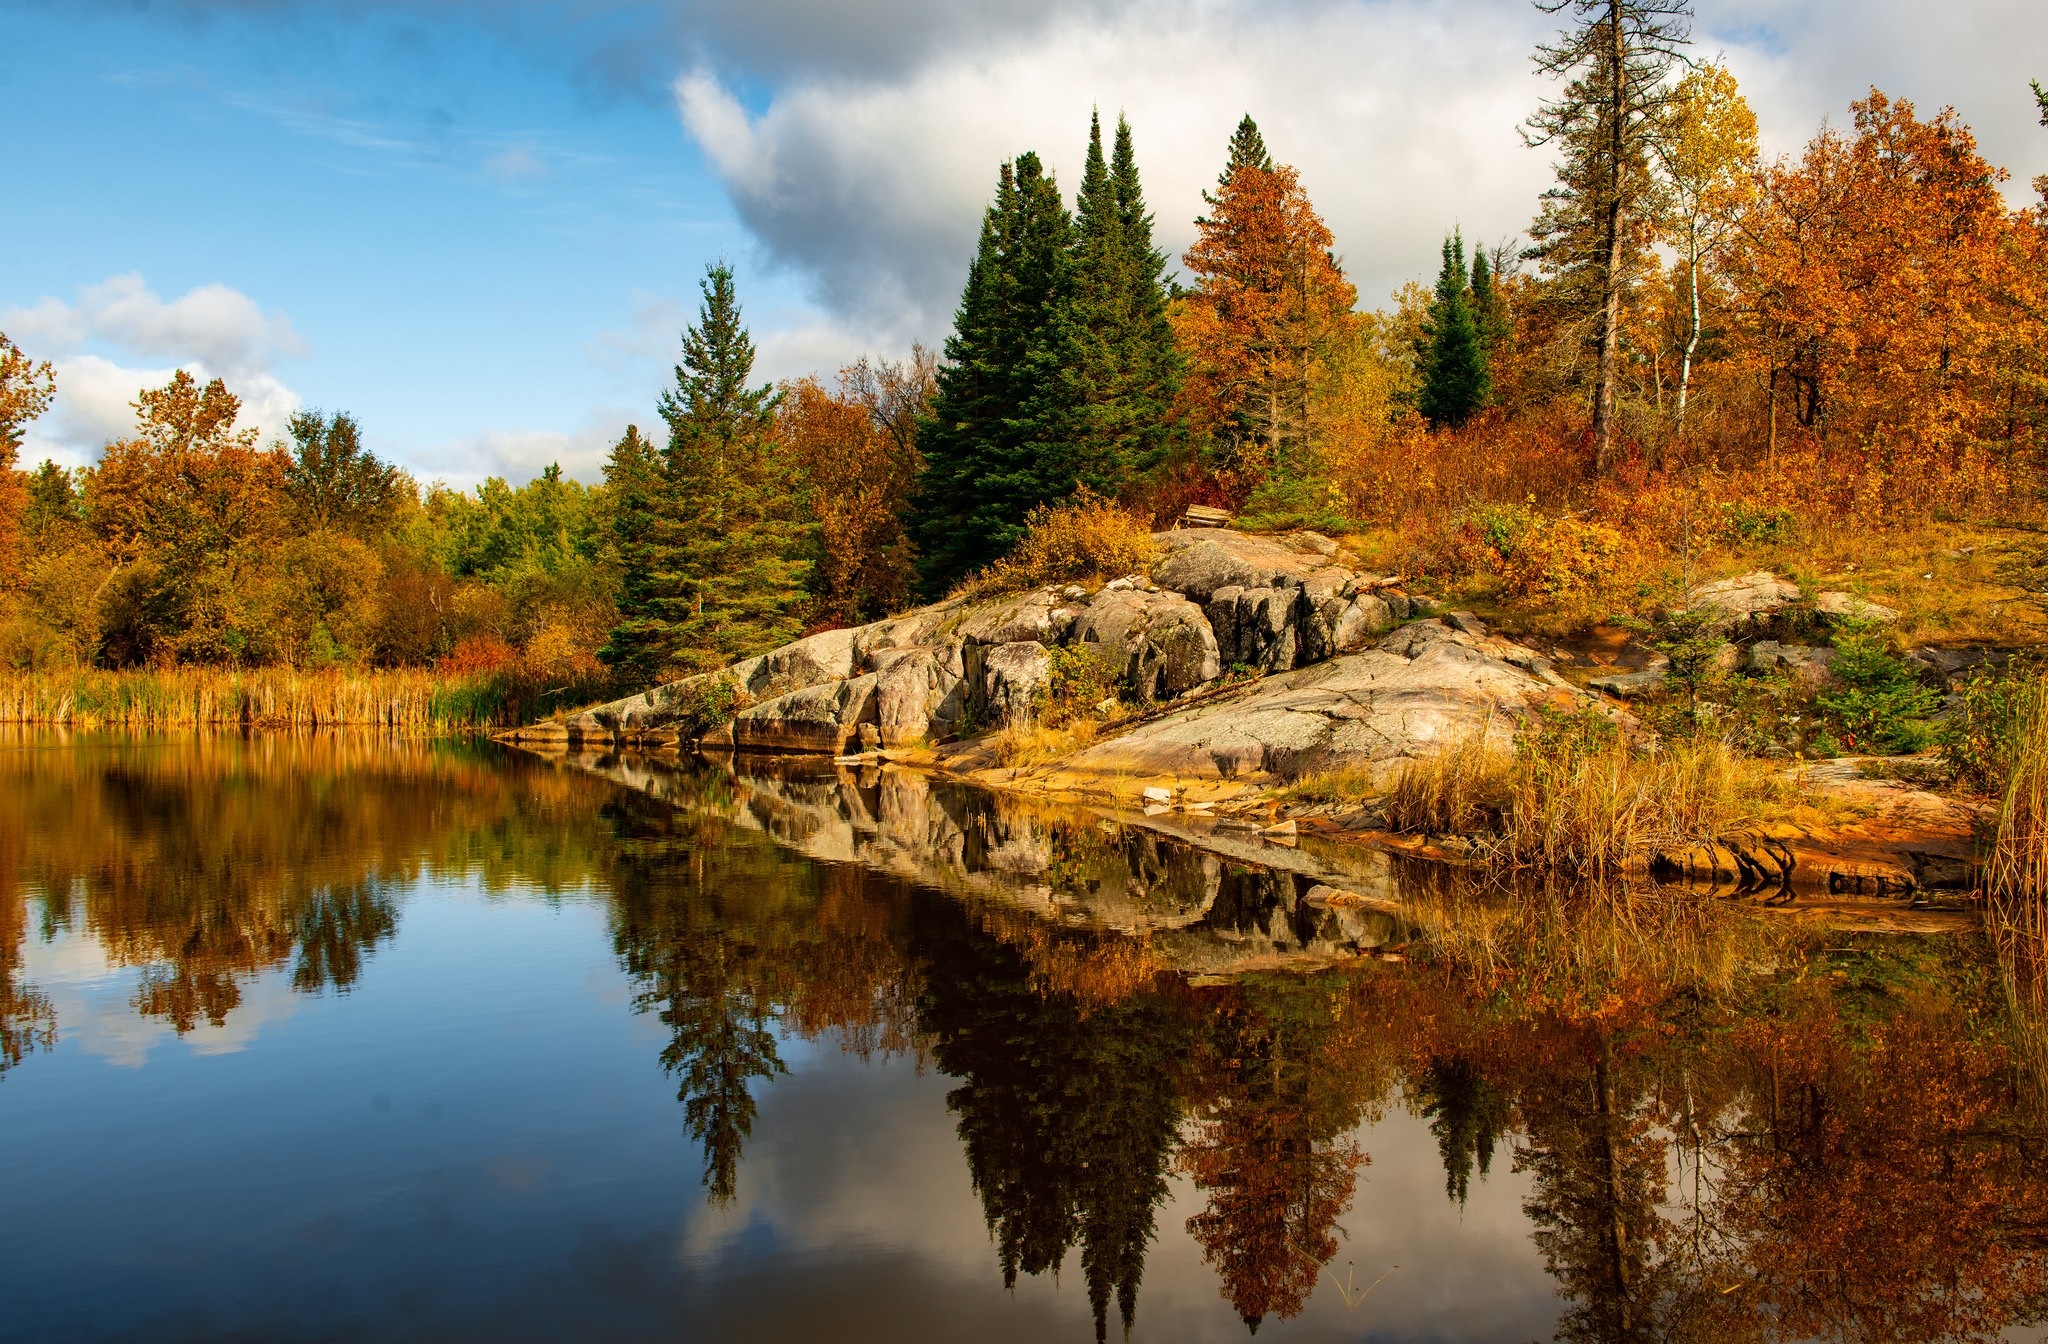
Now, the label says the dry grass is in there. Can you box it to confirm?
[0,666,540,733]
[990,718,1100,767]
[1387,734,1513,833]
[1376,714,1799,876]
[1988,679,2048,936]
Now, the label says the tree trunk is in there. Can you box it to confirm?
[1591,0,1626,474]
[1676,227,1701,435]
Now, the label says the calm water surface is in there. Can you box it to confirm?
[2,733,2044,1343]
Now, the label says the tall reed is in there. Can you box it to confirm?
[0,666,592,734]
[1981,677,2048,1109]
[1389,711,1797,877]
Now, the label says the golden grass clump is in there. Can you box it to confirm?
[990,718,1099,767]
[1382,710,1799,876]
[957,491,1159,596]
[1387,733,1513,834]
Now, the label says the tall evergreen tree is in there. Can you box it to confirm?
[595,423,666,683]
[1109,114,1183,479]
[1525,0,1694,471]
[1070,111,1182,493]
[1419,231,1490,429]
[1470,247,1507,361]
[601,264,810,682]
[912,153,1082,595]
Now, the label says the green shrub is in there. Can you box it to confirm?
[1816,621,1940,755]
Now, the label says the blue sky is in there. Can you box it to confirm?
[6,0,2044,487]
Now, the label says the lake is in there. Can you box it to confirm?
[2,732,2044,1343]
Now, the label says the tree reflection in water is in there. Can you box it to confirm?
[6,736,2048,1341]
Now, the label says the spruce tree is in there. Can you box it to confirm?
[1418,231,1490,430]
[1069,111,1182,494]
[596,423,667,683]
[912,153,1081,595]
[1109,114,1182,480]
[601,264,810,683]
[1470,248,1506,359]
[658,263,810,671]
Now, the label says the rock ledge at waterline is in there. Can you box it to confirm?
[497,528,1587,784]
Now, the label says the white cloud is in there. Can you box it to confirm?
[483,146,548,185]
[3,274,307,466]
[410,409,638,490]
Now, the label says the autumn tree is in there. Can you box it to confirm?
[1655,62,1757,434]
[911,152,1084,593]
[1725,93,2020,490]
[778,363,922,624]
[0,334,55,584]
[1176,120,1358,484]
[1524,0,1694,471]
[88,370,292,664]
[283,410,401,538]
[1419,230,1491,428]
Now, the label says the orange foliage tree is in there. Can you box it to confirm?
[1722,92,2036,512]
[1174,160,1358,488]
[87,370,292,663]
[777,350,931,625]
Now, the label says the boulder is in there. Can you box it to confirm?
[1072,588,1222,701]
[1152,528,1355,603]
[1208,585,1303,671]
[875,647,966,747]
[983,641,1053,727]
[732,673,881,754]
[1062,618,1571,781]
[1588,666,1669,698]
[741,626,860,700]
[955,588,1076,646]
[1688,571,1800,629]
[1816,591,1900,624]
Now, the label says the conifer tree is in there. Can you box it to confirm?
[660,263,809,670]
[912,153,1081,595]
[1221,114,1272,181]
[596,423,667,683]
[602,265,810,682]
[1070,111,1182,494]
[1419,232,1490,429]
[1470,247,1507,360]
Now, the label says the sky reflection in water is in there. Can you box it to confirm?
[0,734,2042,1343]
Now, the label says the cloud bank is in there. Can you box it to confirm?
[3,273,306,468]
[669,0,2048,359]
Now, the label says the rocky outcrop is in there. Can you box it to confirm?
[1059,618,1574,782]
[1688,571,1802,631]
[510,527,1444,756]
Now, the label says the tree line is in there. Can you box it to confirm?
[3,0,2047,684]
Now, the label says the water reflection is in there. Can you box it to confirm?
[2,734,2047,1342]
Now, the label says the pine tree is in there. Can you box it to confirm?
[1109,114,1183,481]
[596,423,668,683]
[1221,114,1272,182]
[1070,111,1182,494]
[1525,0,1694,471]
[602,264,810,683]
[1419,232,1490,429]
[658,263,810,671]
[912,153,1081,595]
[1470,247,1506,361]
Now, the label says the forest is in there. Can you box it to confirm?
[1,0,2046,722]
